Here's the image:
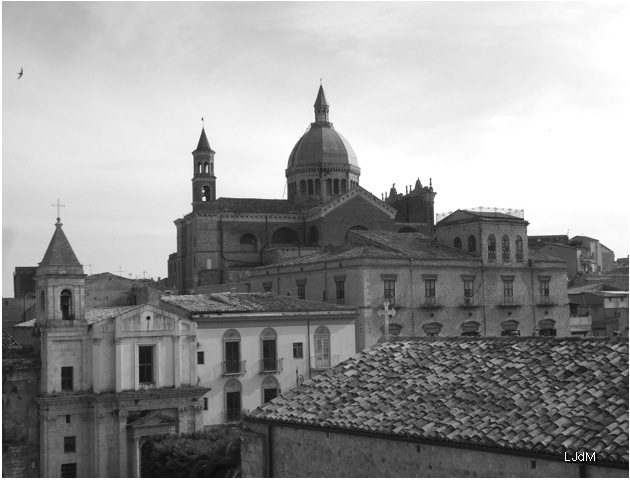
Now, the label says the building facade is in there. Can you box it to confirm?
[167,85,435,293]
[248,214,571,352]
[569,290,629,337]
[33,218,208,478]
[160,293,357,426]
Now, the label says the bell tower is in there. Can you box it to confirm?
[191,127,216,207]
[35,215,90,395]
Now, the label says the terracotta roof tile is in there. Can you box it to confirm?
[246,337,628,464]
[2,329,38,368]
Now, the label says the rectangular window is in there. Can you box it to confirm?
[464,279,475,306]
[261,339,277,371]
[225,391,241,422]
[503,280,514,304]
[293,342,303,359]
[335,280,345,305]
[64,436,76,453]
[197,351,205,365]
[138,345,154,384]
[424,279,436,305]
[203,398,208,411]
[61,463,77,478]
[224,341,240,374]
[263,282,272,293]
[384,279,396,305]
[61,366,73,392]
[297,281,306,300]
[66,415,71,424]
[540,279,550,302]
[315,336,330,368]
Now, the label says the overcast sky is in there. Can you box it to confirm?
[3,1,629,297]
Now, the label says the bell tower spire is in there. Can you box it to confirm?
[191,123,216,206]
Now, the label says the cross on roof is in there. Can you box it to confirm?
[52,198,65,221]
[377,300,396,341]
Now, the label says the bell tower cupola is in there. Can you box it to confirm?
[35,215,86,329]
[192,127,216,206]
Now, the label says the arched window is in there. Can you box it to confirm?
[224,379,242,422]
[341,179,347,193]
[240,234,257,252]
[461,321,480,337]
[307,226,319,246]
[423,322,443,337]
[333,179,339,195]
[314,326,330,368]
[454,237,462,250]
[260,328,278,373]
[261,376,280,404]
[197,162,202,173]
[501,319,520,336]
[60,289,73,320]
[204,162,209,174]
[488,235,496,262]
[308,179,314,195]
[468,235,476,253]
[271,228,299,246]
[315,178,321,195]
[502,235,510,262]
[223,330,242,375]
[201,185,211,202]
[539,319,557,337]
[326,178,332,195]
[344,225,368,242]
[300,180,306,195]
[515,236,524,262]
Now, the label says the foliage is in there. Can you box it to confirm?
[141,424,243,477]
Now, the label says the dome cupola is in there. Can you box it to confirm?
[286,84,360,204]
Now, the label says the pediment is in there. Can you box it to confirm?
[306,186,397,220]
[127,411,178,428]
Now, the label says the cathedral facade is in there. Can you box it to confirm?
[167,85,435,293]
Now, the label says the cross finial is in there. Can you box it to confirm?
[320,78,322,85]
[52,199,65,222]
[201,116,204,128]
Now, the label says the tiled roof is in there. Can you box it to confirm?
[39,221,82,267]
[246,337,629,464]
[193,198,305,214]
[258,244,408,268]
[2,329,38,368]
[161,292,354,314]
[528,250,569,263]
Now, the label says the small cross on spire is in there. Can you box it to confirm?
[52,199,65,222]
[201,116,205,128]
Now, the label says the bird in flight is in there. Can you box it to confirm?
[17,68,23,79]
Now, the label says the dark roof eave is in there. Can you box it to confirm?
[242,417,628,469]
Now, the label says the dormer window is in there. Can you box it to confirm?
[60,289,73,320]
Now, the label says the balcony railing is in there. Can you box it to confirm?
[421,296,443,309]
[260,357,283,374]
[459,296,478,308]
[497,296,523,307]
[488,252,496,262]
[222,360,246,376]
[537,295,555,306]
[516,252,524,262]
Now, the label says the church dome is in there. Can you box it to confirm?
[287,124,358,168]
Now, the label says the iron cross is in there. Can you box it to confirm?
[52,199,66,220]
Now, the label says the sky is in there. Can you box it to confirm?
[2,1,629,297]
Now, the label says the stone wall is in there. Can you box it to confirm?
[241,423,627,478]
[2,444,39,478]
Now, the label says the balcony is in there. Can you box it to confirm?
[260,357,283,375]
[488,252,496,263]
[459,297,478,309]
[420,296,444,309]
[536,295,556,306]
[497,296,522,308]
[311,354,340,371]
[222,360,246,376]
